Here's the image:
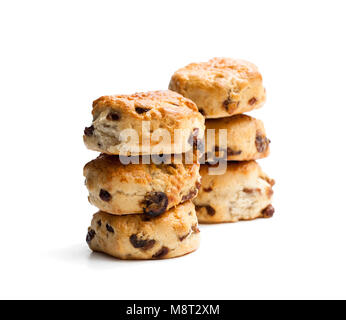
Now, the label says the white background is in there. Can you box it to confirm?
[1,0,346,300]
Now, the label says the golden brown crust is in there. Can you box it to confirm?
[92,90,199,118]
[86,201,200,260]
[83,154,201,215]
[84,90,205,155]
[194,161,275,223]
[203,114,270,161]
[169,57,266,118]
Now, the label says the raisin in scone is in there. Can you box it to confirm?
[86,201,200,260]
[84,154,201,216]
[194,161,275,223]
[83,90,205,155]
[169,57,266,119]
[203,114,270,162]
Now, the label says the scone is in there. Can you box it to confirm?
[86,201,200,260]
[194,161,275,223]
[83,90,205,155]
[203,114,270,162]
[169,57,266,119]
[83,154,201,216]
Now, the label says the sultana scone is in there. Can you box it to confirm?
[169,57,266,119]
[203,114,270,162]
[194,161,275,223]
[83,154,201,216]
[86,201,200,260]
[83,90,205,155]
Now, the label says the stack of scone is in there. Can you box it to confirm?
[83,91,205,259]
[169,58,275,223]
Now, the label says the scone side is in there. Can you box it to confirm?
[83,155,201,215]
[204,114,271,162]
[86,201,201,260]
[169,57,266,119]
[83,90,205,155]
[194,161,274,223]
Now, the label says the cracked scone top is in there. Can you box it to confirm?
[83,154,201,216]
[169,57,266,119]
[83,90,205,155]
[203,114,270,162]
[194,161,275,223]
[86,201,200,260]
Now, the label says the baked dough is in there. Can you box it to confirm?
[83,90,205,155]
[169,57,266,119]
[86,201,200,260]
[84,154,201,216]
[194,161,275,223]
[203,114,270,162]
